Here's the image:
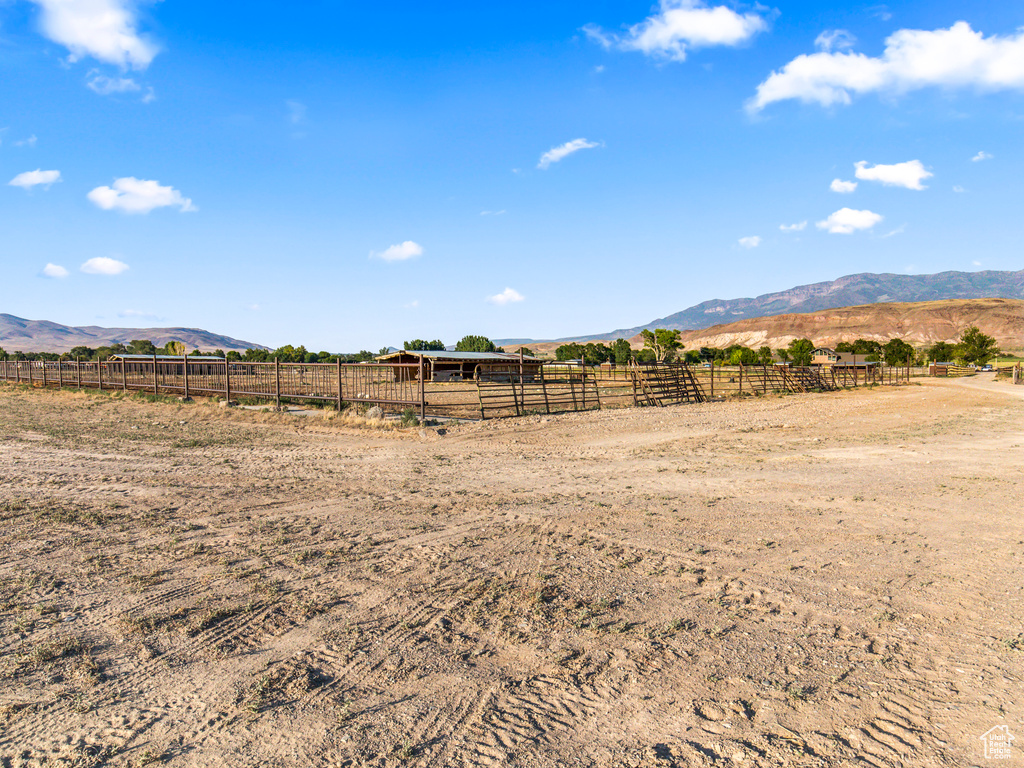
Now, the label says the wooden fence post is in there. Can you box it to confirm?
[419,354,426,422]
[152,353,158,396]
[275,357,281,409]
[76,357,82,389]
[41,360,47,388]
[335,358,341,411]
[225,356,232,403]
[97,359,102,391]
[183,353,190,400]
[121,358,127,391]
[58,356,63,389]
[540,363,551,414]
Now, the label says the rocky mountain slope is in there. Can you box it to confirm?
[0,314,267,353]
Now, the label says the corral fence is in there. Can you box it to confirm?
[1,356,912,421]
[996,363,1023,385]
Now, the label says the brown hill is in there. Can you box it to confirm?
[0,314,267,354]
[523,299,1023,357]
[678,298,1023,352]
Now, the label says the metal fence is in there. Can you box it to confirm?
[0,356,913,420]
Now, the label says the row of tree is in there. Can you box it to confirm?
[549,326,1000,367]
[0,328,1002,366]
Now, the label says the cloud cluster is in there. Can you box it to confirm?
[9,169,61,189]
[81,256,129,274]
[854,160,931,190]
[42,263,69,278]
[87,177,196,213]
[749,22,1024,111]
[372,241,423,262]
[86,74,141,95]
[29,0,157,69]
[488,287,524,305]
[816,208,883,234]
[830,178,857,193]
[538,139,599,169]
[738,236,761,249]
[972,151,993,162]
[585,0,768,62]
[779,221,807,232]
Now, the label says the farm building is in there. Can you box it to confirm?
[375,350,544,382]
[811,349,876,370]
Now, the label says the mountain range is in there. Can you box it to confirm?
[496,268,1024,345]
[0,315,266,354]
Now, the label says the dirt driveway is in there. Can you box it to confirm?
[0,377,1021,767]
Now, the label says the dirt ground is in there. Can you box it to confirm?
[0,376,1021,767]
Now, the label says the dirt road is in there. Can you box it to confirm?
[0,378,1021,767]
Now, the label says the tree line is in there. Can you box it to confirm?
[0,327,1000,367]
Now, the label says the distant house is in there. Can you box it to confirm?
[375,350,544,382]
[811,348,877,370]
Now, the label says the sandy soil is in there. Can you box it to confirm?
[0,377,1021,767]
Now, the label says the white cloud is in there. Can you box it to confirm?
[87,177,196,213]
[404,300,419,309]
[585,0,768,62]
[830,178,858,193]
[15,135,38,147]
[779,221,807,232]
[816,208,883,234]
[286,100,306,125]
[86,74,140,95]
[854,159,932,190]
[480,210,506,216]
[971,150,993,161]
[815,29,856,53]
[9,169,62,189]
[538,138,600,169]
[953,185,966,193]
[81,256,129,275]
[880,224,906,238]
[118,309,160,320]
[42,263,69,278]
[749,22,1024,112]
[738,235,761,248]
[29,0,158,69]
[372,241,423,262]
[972,260,982,266]
[488,287,525,305]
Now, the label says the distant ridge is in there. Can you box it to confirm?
[0,314,268,354]
[495,268,1024,345]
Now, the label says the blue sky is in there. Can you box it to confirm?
[2,1,1022,351]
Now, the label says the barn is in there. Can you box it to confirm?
[375,351,544,382]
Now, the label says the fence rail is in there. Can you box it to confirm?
[1,356,913,420]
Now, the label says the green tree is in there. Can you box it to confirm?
[555,343,584,362]
[927,341,956,362]
[757,346,773,365]
[127,339,156,355]
[883,338,915,366]
[404,339,446,351]
[834,341,854,353]
[786,338,815,366]
[611,339,632,365]
[728,346,757,365]
[636,348,656,363]
[775,348,790,362]
[69,346,94,360]
[684,350,701,364]
[164,340,186,356]
[513,346,534,357]
[582,343,611,365]
[957,326,999,365]
[640,328,682,362]
[455,335,497,353]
